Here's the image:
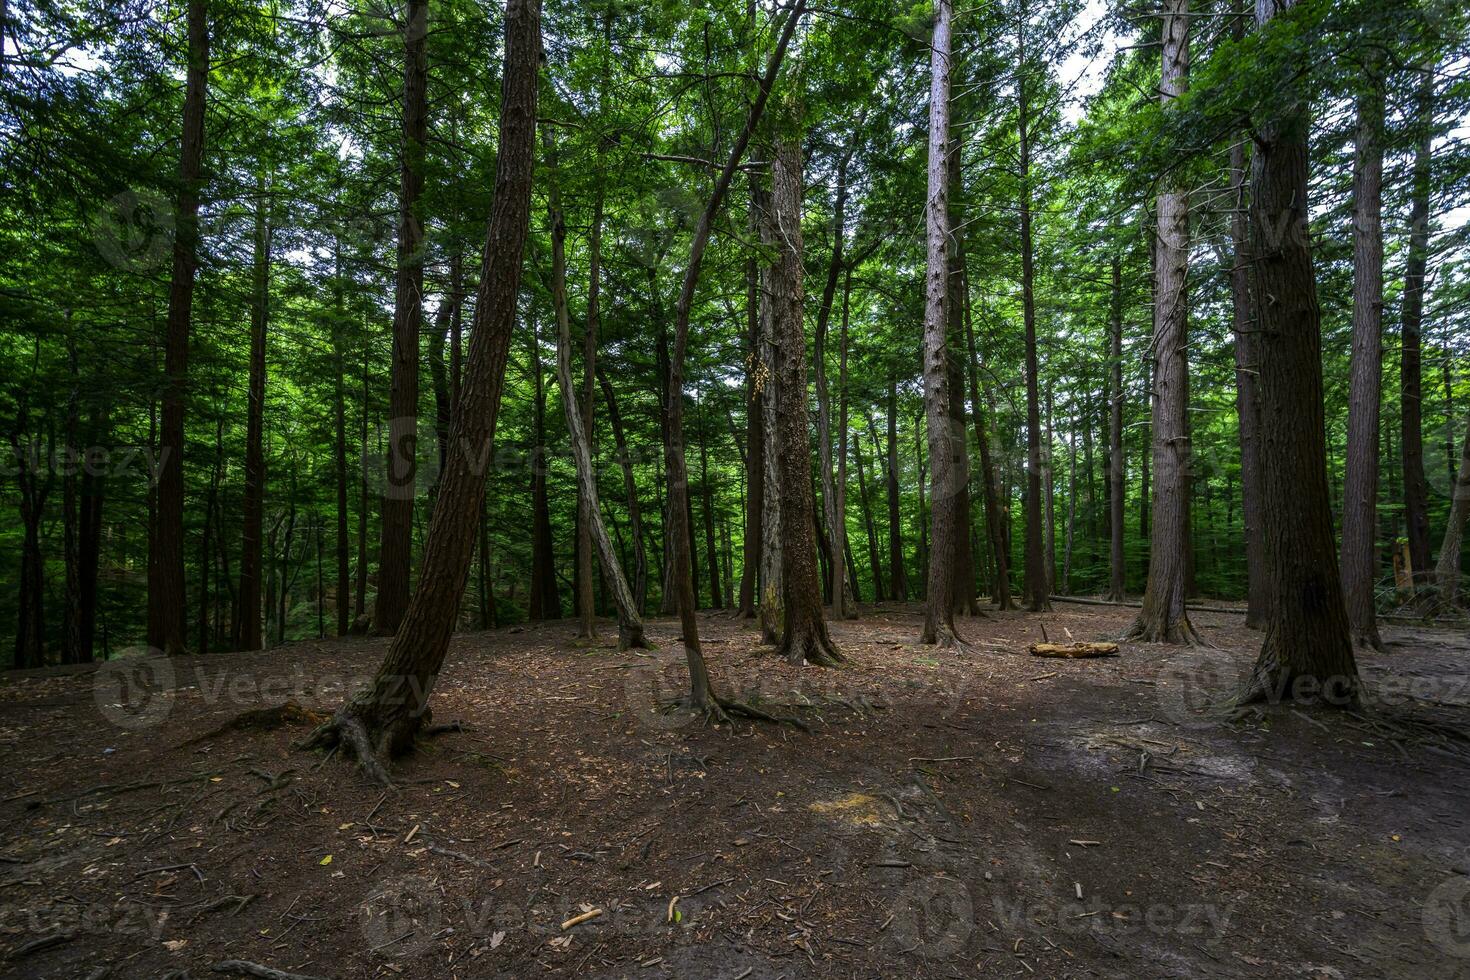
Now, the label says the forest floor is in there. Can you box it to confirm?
[2,602,1470,979]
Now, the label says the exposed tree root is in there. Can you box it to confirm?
[780,627,845,667]
[1120,613,1207,647]
[660,694,809,732]
[918,623,971,651]
[618,623,656,653]
[183,702,328,746]
[297,701,434,788]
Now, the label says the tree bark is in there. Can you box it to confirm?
[856,419,885,600]
[884,375,908,601]
[332,246,351,637]
[1229,129,1268,628]
[527,313,560,620]
[963,269,1011,609]
[545,151,649,649]
[153,0,209,656]
[1017,3,1049,613]
[1433,413,1470,607]
[769,136,843,666]
[1126,0,1197,644]
[1340,60,1386,650]
[1401,63,1434,585]
[733,179,764,619]
[920,0,966,647]
[757,186,785,645]
[372,0,430,635]
[697,399,723,609]
[1240,0,1358,707]
[303,0,540,778]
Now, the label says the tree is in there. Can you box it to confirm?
[1017,0,1049,614]
[1239,0,1358,708]
[152,0,209,656]
[302,0,542,781]
[1400,64,1434,585]
[1433,414,1470,607]
[372,0,430,636]
[238,172,270,652]
[1106,251,1126,602]
[1125,0,1198,645]
[919,0,966,648]
[1340,54,1386,651]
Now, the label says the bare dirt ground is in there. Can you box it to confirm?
[2,602,1469,979]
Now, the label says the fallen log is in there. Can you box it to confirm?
[1029,642,1119,659]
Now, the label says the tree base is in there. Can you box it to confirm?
[660,693,809,732]
[1121,611,1204,646]
[618,623,656,653]
[918,622,970,650]
[780,627,845,667]
[297,701,463,787]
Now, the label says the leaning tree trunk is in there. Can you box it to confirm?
[1340,62,1386,651]
[372,0,430,636]
[545,151,650,650]
[1433,414,1470,607]
[153,0,209,657]
[1401,63,1434,585]
[1126,0,1198,645]
[919,0,966,648]
[770,136,843,666]
[1107,252,1127,602]
[1239,0,1358,708]
[301,0,540,782]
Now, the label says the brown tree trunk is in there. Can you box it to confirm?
[302,0,540,779]
[332,249,351,637]
[527,314,560,620]
[963,267,1011,609]
[354,342,370,625]
[153,0,209,656]
[1126,0,1197,644]
[1107,252,1127,602]
[697,399,723,610]
[855,420,885,600]
[757,185,785,645]
[62,335,84,664]
[769,136,842,666]
[573,180,605,638]
[1229,127,1268,628]
[944,114,979,618]
[373,0,430,636]
[1240,0,1358,707]
[920,0,966,646]
[239,173,269,652]
[1017,4,1049,613]
[1401,63,1434,585]
[734,179,764,620]
[1340,61,1386,651]
[79,406,107,661]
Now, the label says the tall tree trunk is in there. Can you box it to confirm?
[768,136,842,665]
[1043,380,1057,593]
[79,406,107,662]
[1229,126,1268,628]
[11,418,52,669]
[1401,63,1434,585]
[354,342,370,625]
[734,178,764,620]
[945,115,979,618]
[153,0,209,656]
[884,375,908,600]
[919,0,966,647]
[373,0,430,635]
[239,172,270,652]
[1433,414,1470,607]
[697,399,723,609]
[302,0,540,779]
[963,269,1011,609]
[1341,60,1386,651]
[62,335,84,664]
[599,369,648,613]
[573,179,605,638]
[1240,0,1358,707]
[836,266,857,612]
[1126,0,1197,643]
[1062,410,1078,594]
[1107,252,1127,601]
[813,147,856,618]
[332,249,351,637]
[1017,2,1049,613]
[757,186,785,645]
[527,314,560,620]
[545,152,650,649]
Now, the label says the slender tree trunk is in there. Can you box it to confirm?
[1240,0,1358,707]
[964,272,1011,609]
[153,0,209,656]
[813,148,856,618]
[856,420,885,600]
[1229,131,1268,627]
[734,180,764,619]
[1017,3,1049,613]
[836,267,857,612]
[354,342,370,625]
[1062,411,1078,594]
[1043,380,1057,593]
[303,0,540,778]
[79,406,107,662]
[944,115,979,617]
[884,375,908,600]
[757,186,785,645]
[527,314,559,620]
[599,370,648,613]
[697,399,723,609]
[1433,414,1470,607]
[1107,252,1127,601]
[332,251,351,637]
[574,180,605,638]
[239,173,270,652]
[1341,60,1386,651]
[545,152,649,649]
[62,336,84,664]
[373,0,430,635]
[920,0,965,646]
[11,420,52,669]
[1126,0,1197,643]
[1401,63,1434,585]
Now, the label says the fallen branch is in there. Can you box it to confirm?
[1029,642,1119,659]
[211,961,328,980]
